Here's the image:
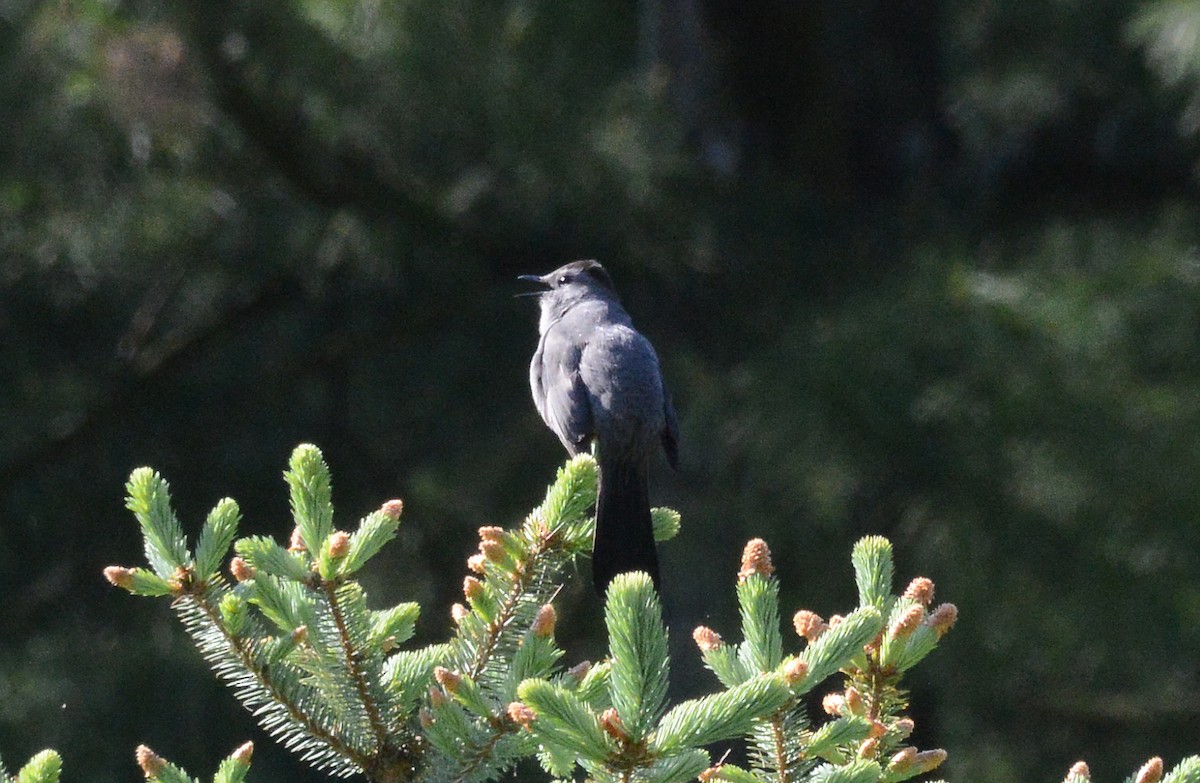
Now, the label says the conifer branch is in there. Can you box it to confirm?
[0,750,61,783]
[770,712,792,783]
[101,445,1197,783]
[464,550,541,683]
[444,722,519,783]
[130,741,254,783]
[177,586,370,775]
[322,578,392,754]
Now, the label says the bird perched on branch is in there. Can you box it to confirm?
[519,260,678,595]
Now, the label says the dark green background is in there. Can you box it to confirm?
[2,0,1199,780]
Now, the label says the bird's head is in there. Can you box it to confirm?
[518,260,620,307]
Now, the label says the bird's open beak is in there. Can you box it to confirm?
[515,273,550,297]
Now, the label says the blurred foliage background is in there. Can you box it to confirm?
[2,0,1200,780]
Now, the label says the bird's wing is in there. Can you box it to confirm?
[534,334,593,456]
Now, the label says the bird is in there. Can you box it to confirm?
[519,259,678,595]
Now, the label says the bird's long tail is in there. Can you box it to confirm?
[593,455,660,595]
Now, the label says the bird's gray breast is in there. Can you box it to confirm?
[579,321,666,453]
[530,312,592,454]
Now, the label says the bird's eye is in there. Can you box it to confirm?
[558,275,569,285]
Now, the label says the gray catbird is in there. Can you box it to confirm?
[519,260,678,594]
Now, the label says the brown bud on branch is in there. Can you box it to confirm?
[230,741,254,765]
[793,609,828,642]
[738,538,775,580]
[783,658,808,685]
[531,604,556,637]
[822,692,846,716]
[889,605,926,641]
[915,749,948,774]
[843,686,866,716]
[135,745,165,778]
[902,576,935,606]
[229,557,254,582]
[104,566,135,590]
[506,701,536,729]
[599,708,627,741]
[928,603,959,637]
[566,661,592,683]
[1136,758,1164,783]
[479,539,507,563]
[887,747,918,774]
[693,626,723,652]
[327,531,350,559]
[478,526,505,543]
[433,667,462,693]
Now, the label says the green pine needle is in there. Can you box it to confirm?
[424,698,481,759]
[652,674,792,755]
[518,679,615,762]
[246,574,313,633]
[13,751,61,783]
[114,452,990,783]
[218,593,248,635]
[340,510,400,575]
[644,749,710,783]
[651,508,682,542]
[384,644,450,712]
[574,661,612,706]
[604,572,670,741]
[125,468,189,578]
[176,588,361,776]
[851,536,894,613]
[1166,756,1200,783]
[810,759,884,783]
[537,744,578,779]
[285,444,335,555]
[196,498,241,580]
[370,603,421,649]
[799,607,883,692]
[213,747,252,783]
[444,672,496,719]
[142,756,193,783]
[737,574,783,673]
[891,624,940,673]
[538,454,599,545]
[234,536,312,582]
[806,716,872,760]
[700,642,751,689]
[122,567,176,597]
[505,633,564,701]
